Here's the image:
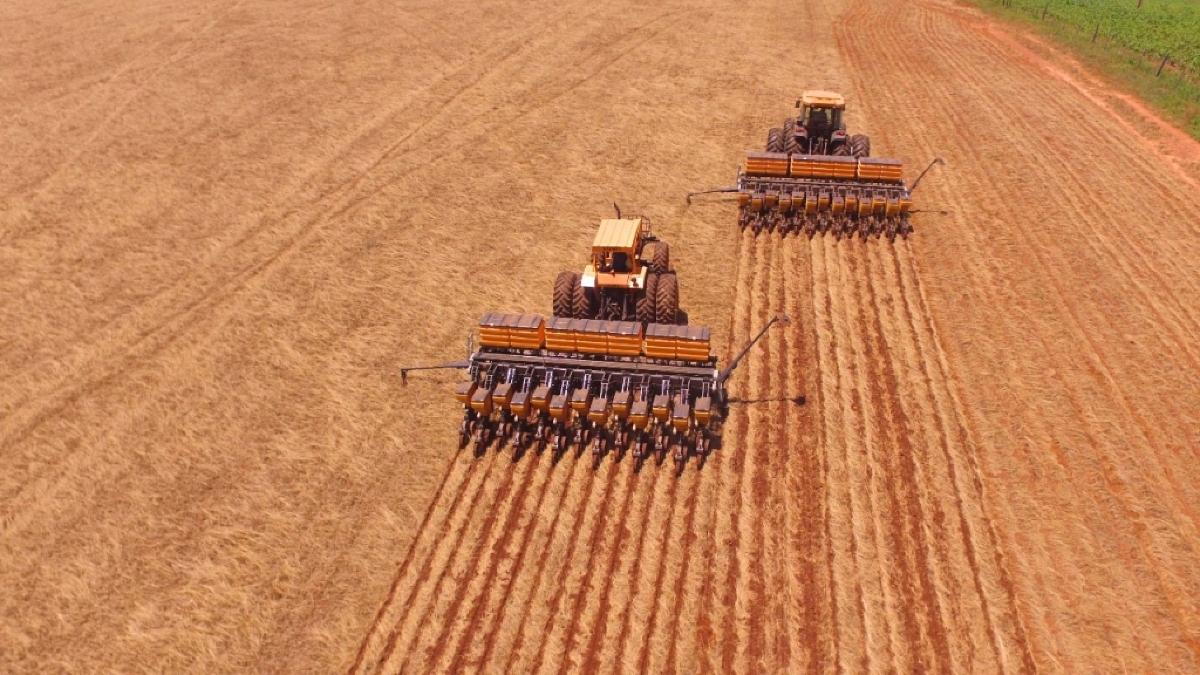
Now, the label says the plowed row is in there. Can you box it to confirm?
[352,225,1042,672]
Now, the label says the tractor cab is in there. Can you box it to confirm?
[582,217,649,289]
[795,90,847,136]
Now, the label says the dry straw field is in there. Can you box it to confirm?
[2,0,1199,672]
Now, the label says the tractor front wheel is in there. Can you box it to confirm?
[649,241,670,274]
[766,127,783,153]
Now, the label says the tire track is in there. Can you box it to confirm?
[856,26,1142,661]
[902,240,1188,669]
[250,409,466,668]
[921,10,1200,640]
[0,0,250,203]
[908,13,1200,538]
[868,242,973,672]
[886,246,1012,672]
[359,0,1200,671]
[834,4,1047,670]
[909,3,1200,379]
[866,6,1200,639]
[871,0,1200,412]
[1,1,549,413]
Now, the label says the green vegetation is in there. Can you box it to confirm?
[966,0,1200,139]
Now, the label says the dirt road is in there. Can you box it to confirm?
[3,0,1198,672]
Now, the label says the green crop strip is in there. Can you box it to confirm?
[965,0,1200,139]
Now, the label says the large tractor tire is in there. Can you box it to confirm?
[781,117,800,154]
[636,273,658,324]
[850,134,871,158]
[655,272,679,324]
[649,241,670,274]
[572,281,596,319]
[553,271,577,318]
[832,141,851,156]
[766,128,783,153]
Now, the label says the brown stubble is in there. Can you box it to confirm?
[7,0,1200,671]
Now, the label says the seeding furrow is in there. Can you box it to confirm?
[688,229,757,675]
[424,452,556,672]
[371,450,514,670]
[836,243,913,673]
[502,459,609,674]
[783,239,837,675]
[537,464,638,675]
[473,446,592,669]
[763,228,801,662]
[862,243,955,673]
[726,234,774,673]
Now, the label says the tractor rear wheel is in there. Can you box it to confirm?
[637,273,658,323]
[655,272,679,324]
[781,117,799,154]
[572,281,596,319]
[649,241,670,274]
[553,271,577,317]
[850,134,871,158]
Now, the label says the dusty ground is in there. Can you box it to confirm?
[2,0,1198,672]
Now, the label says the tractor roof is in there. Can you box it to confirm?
[800,90,845,109]
[593,218,642,250]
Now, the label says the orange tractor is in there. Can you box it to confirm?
[552,216,681,325]
[690,90,943,240]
